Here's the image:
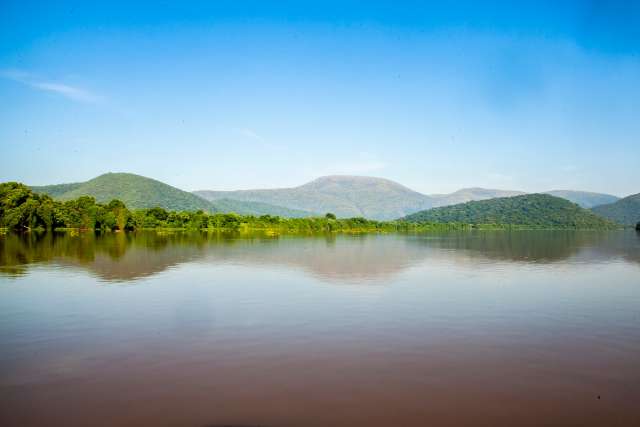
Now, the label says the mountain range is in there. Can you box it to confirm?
[30,172,632,223]
[195,175,620,220]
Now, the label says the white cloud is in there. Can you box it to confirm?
[1,69,101,103]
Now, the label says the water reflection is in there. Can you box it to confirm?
[1,230,640,427]
[1,230,639,283]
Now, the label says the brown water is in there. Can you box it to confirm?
[1,230,639,426]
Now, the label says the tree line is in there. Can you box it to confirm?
[1,182,467,233]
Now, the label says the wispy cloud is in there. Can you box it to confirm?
[233,127,285,150]
[1,69,102,103]
[234,127,264,141]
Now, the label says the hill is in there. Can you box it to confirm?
[30,173,315,216]
[402,193,617,228]
[195,175,436,220]
[592,193,640,226]
[544,190,619,208]
[34,173,216,212]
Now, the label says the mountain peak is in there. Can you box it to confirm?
[300,175,419,193]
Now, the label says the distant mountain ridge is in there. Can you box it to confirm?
[592,193,640,226]
[544,190,619,208]
[402,194,617,229]
[195,175,435,220]
[195,175,620,220]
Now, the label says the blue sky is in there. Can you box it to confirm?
[1,1,638,196]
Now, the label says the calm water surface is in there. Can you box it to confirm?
[1,230,639,426]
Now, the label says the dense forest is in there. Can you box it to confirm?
[403,194,619,229]
[591,193,640,226]
[1,182,464,233]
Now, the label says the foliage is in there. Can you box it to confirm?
[591,193,640,226]
[402,194,619,229]
[1,182,133,231]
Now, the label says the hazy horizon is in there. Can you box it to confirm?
[1,1,639,196]
[22,170,635,198]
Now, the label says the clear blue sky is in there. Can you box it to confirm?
[1,1,638,196]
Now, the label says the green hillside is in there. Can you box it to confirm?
[213,198,317,217]
[37,173,216,212]
[592,193,640,226]
[30,173,316,217]
[31,182,83,197]
[402,193,617,229]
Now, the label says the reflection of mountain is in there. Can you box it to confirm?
[197,234,429,282]
[1,231,639,283]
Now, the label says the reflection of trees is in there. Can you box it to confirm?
[407,230,640,265]
[1,230,639,283]
[408,230,593,263]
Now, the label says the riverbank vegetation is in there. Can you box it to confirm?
[1,182,455,233]
[1,182,621,234]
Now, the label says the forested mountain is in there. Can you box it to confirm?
[544,190,619,208]
[402,194,617,228]
[30,173,313,217]
[195,175,436,220]
[33,173,215,212]
[592,193,640,226]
